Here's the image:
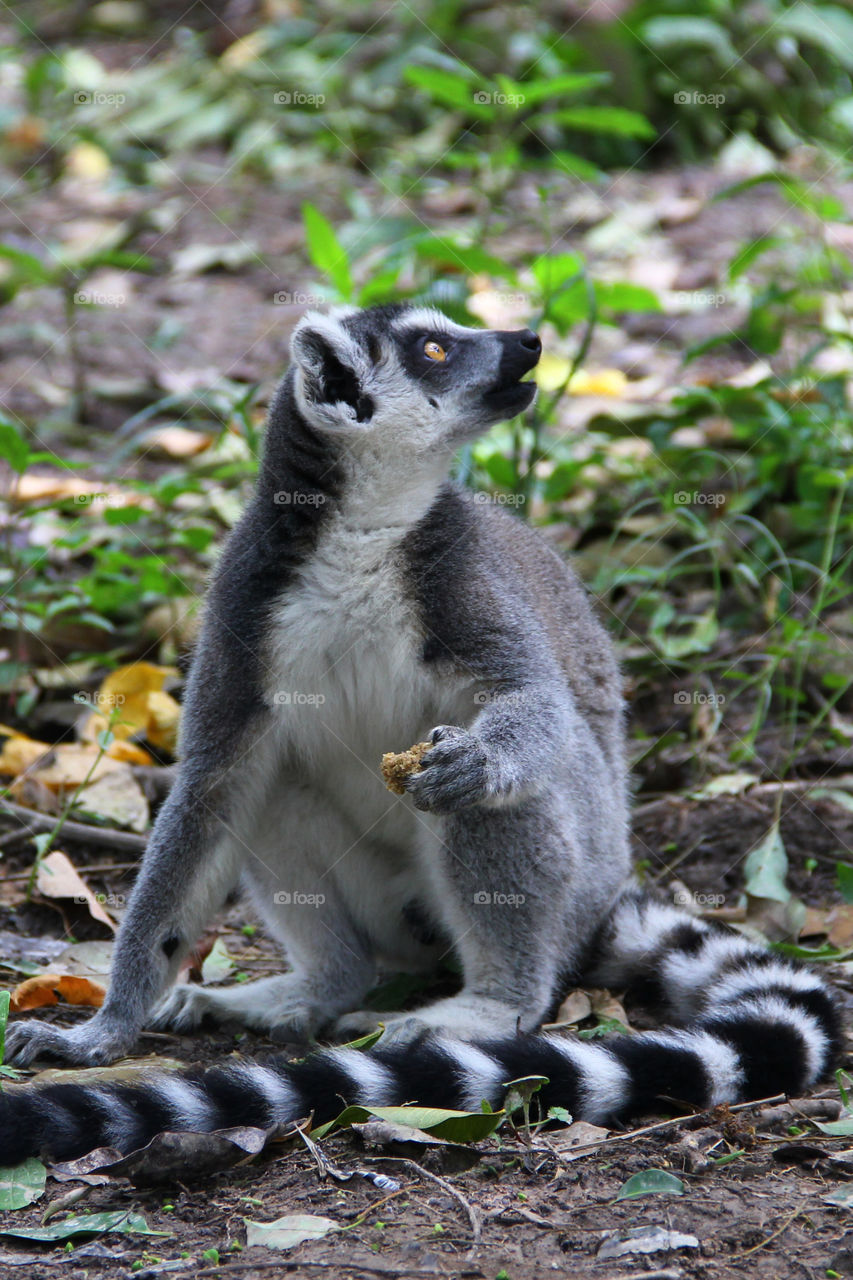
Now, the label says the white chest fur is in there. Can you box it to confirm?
[262,516,455,789]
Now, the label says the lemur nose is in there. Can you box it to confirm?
[518,330,542,353]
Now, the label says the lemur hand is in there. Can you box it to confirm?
[405,725,490,813]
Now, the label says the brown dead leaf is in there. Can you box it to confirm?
[800,906,830,939]
[36,850,117,931]
[589,988,631,1028]
[827,905,853,950]
[141,425,213,458]
[550,990,593,1026]
[10,972,105,1012]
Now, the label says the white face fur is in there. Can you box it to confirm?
[289,305,541,460]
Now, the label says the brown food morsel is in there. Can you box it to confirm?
[380,741,432,794]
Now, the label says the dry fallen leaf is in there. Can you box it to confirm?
[6,475,142,507]
[10,973,105,1012]
[82,662,181,752]
[36,850,117,931]
[550,990,593,1026]
[9,743,123,794]
[76,767,149,833]
[140,425,213,458]
[0,725,51,775]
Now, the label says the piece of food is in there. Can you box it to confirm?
[381,741,432,795]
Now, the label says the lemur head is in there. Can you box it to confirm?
[289,304,541,454]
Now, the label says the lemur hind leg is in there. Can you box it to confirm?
[335,798,590,1045]
[151,784,378,1042]
[5,766,250,1066]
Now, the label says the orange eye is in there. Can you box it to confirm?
[424,340,446,362]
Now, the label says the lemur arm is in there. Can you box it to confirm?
[405,676,575,813]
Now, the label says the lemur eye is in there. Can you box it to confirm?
[424,340,446,362]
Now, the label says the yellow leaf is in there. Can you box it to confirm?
[10,744,122,792]
[105,739,153,765]
[568,368,628,397]
[83,662,181,752]
[64,142,111,180]
[533,353,572,391]
[142,426,213,458]
[0,726,51,775]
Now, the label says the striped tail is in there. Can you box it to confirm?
[0,892,841,1165]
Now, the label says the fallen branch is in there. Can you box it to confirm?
[0,800,147,855]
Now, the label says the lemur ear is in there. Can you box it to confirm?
[290,313,374,424]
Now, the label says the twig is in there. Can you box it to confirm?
[369,1156,482,1244]
[729,1201,805,1260]
[0,800,147,854]
[4,859,141,881]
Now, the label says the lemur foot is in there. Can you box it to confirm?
[5,1015,136,1067]
[334,995,527,1047]
[150,980,324,1044]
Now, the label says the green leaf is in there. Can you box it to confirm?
[776,3,853,72]
[245,1214,338,1251]
[302,204,352,301]
[744,823,790,903]
[546,106,655,139]
[813,789,853,814]
[616,1168,685,1200]
[641,15,738,63]
[594,281,661,315]
[728,236,783,280]
[837,863,853,904]
[404,65,489,118]
[816,1116,853,1137]
[0,421,29,474]
[0,1158,46,1210]
[0,1210,169,1241]
[414,236,511,277]
[689,773,756,801]
[0,244,53,284]
[510,73,608,106]
[312,1103,504,1143]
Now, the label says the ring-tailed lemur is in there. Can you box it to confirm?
[0,304,840,1164]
